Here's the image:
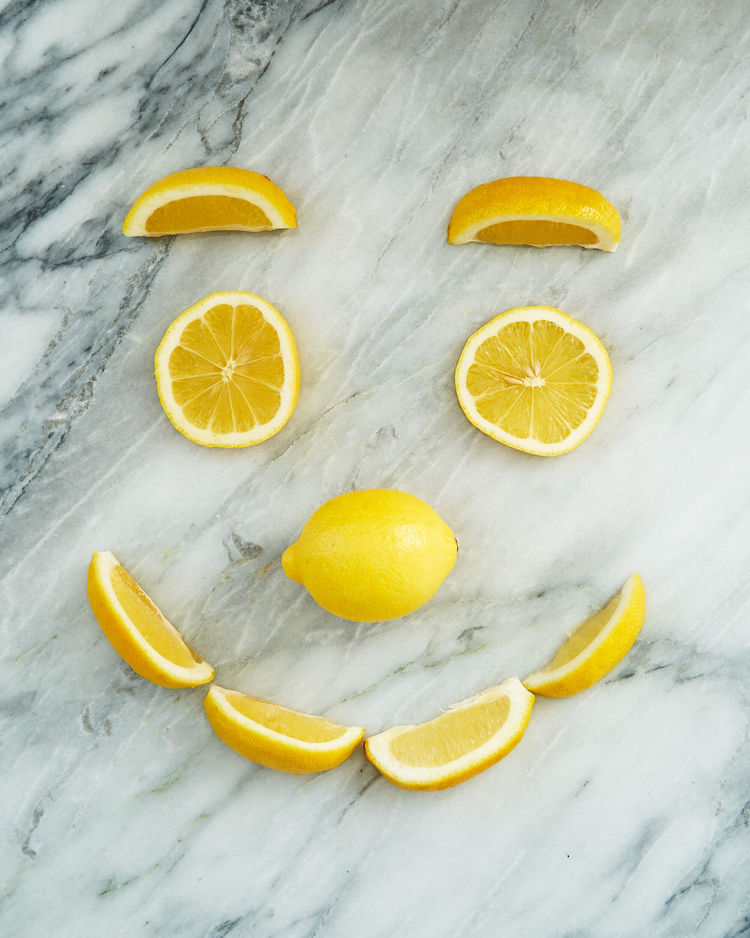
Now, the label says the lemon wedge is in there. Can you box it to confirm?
[204,685,365,774]
[154,291,300,448]
[364,677,534,790]
[86,551,214,688]
[448,176,620,251]
[524,574,646,697]
[122,166,296,236]
[455,306,612,456]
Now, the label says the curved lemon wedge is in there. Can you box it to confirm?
[364,677,534,791]
[455,306,612,456]
[204,685,365,774]
[123,166,296,236]
[524,574,646,697]
[86,551,214,688]
[448,176,620,251]
[154,291,300,448]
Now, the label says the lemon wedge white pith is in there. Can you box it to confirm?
[364,677,534,790]
[86,551,214,688]
[524,574,646,697]
[123,166,297,236]
[455,306,612,456]
[448,176,620,252]
[204,685,365,774]
[154,291,300,448]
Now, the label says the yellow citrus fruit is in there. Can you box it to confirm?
[154,291,300,448]
[364,677,534,790]
[455,306,612,456]
[282,489,458,622]
[204,685,365,774]
[86,551,214,688]
[448,176,620,252]
[524,574,645,697]
[122,166,296,236]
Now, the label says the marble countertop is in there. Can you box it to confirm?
[2,0,750,935]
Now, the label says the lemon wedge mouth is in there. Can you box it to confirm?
[523,574,646,697]
[87,551,214,689]
[204,685,365,774]
[364,677,534,790]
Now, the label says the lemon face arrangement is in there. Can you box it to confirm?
[448,176,621,252]
[282,489,458,622]
[455,306,612,456]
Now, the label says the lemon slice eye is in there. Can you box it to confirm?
[154,292,300,448]
[455,306,612,456]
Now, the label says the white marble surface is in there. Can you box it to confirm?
[2,0,750,935]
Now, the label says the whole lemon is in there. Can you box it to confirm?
[281,489,458,622]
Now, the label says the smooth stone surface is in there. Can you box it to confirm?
[2,1,750,935]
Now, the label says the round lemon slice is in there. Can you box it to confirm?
[86,551,214,688]
[448,176,620,252]
[123,166,296,236]
[455,306,612,456]
[204,685,365,774]
[523,574,645,697]
[154,291,300,448]
[364,677,534,791]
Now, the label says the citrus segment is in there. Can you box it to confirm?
[455,306,612,456]
[86,551,214,688]
[204,685,365,774]
[364,678,534,790]
[448,177,620,251]
[154,291,299,447]
[123,166,296,236]
[523,574,646,697]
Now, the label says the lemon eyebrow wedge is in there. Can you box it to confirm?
[86,551,214,688]
[523,574,646,697]
[448,176,620,252]
[204,685,366,774]
[364,677,534,791]
[122,166,297,236]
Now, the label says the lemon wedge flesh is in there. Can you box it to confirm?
[524,574,646,697]
[154,291,300,448]
[122,166,296,236]
[86,551,214,688]
[204,685,365,774]
[364,677,534,790]
[455,306,612,456]
[448,176,620,251]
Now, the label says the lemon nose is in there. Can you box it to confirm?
[281,543,300,582]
